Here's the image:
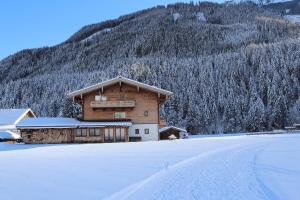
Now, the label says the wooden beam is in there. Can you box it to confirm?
[137,86,140,92]
[101,86,104,93]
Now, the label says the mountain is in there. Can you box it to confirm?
[1,2,300,133]
[264,0,300,14]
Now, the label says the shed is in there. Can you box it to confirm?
[0,109,36,131]
[159,126,187,140]
[0,130,22,142]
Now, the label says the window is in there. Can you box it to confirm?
[89,129,94,136]
[144,129,150,134]
[82,129,87,136]
[95,95,101,101]
[76,129,81,137]
[89,128,100,136]
[76,129,87,137]
[118,95,125,101]
[95,95,107,101]
[95,129,100,136]
[144,111,149,117]
[135,129,139,135]
[114,112,126,119]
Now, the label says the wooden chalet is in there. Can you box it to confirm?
[17,76,173,144]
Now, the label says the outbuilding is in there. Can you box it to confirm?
[159,126,188,140]
[0,131,22,142]
[0,109,36,142]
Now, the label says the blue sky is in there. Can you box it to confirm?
[0,0,195,60]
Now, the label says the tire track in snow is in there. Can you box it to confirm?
[103,142,262,200]
[252,140,285,200]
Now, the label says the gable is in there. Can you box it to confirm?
[0,109,36,125]
[68,76,172,99]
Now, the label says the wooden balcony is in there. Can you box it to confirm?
[90,100,136,108]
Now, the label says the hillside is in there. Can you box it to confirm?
[1,2,300,133]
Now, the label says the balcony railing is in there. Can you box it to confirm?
[90,100,136,108]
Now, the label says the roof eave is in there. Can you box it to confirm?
[67,76,173,98]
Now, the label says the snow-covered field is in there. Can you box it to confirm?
[1,134,300,200]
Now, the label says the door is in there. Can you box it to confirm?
[115,128,125,142]
[104,128,114,142]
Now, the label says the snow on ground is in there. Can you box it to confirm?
[0,134,300,200]
[81,28,113,42]
[284,15,300,24]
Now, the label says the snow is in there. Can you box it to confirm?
[284,15,300,24]
[0,134,300,200]
[0,125,16,131]
[0,131,20,139]
[0,108,32,125]
[172,13,181,22]
[17,117,132,128]
[196,12,206,22]
[81,28,113,42]
[226,0,292,4]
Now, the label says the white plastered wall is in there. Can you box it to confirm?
[129,124,159,141]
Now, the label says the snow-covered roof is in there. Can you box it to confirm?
[0,125,16,131]
[0,131,21,139]
[159,126,187,133]
[67,76,173,98]
[16,117,132,129]
[0,109,36,125]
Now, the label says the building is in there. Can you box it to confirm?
[159,126,188,140]
[0,131,22,142]
[0,109,36,142]
[17,76,173,144]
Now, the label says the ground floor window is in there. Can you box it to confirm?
[104,128,114,142]
[116,128,125,142]
[76,129,87,137]
[89,128,100,136]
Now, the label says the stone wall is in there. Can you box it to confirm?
[21,129,73,144]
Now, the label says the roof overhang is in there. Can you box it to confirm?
[159,126,187,134]
[67,76,173,98]
[16,118,133,129]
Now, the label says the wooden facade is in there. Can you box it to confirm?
[21,127,129,144]
[77,83,166,124]
[18,76,172,144]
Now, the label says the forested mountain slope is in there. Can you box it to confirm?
[1,2,300,133]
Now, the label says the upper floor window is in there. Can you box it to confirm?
[114,112,126,119]
[95,95,107,101]
[144,128,150,134]
[144,111,149,117]
[118,95,125,101]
